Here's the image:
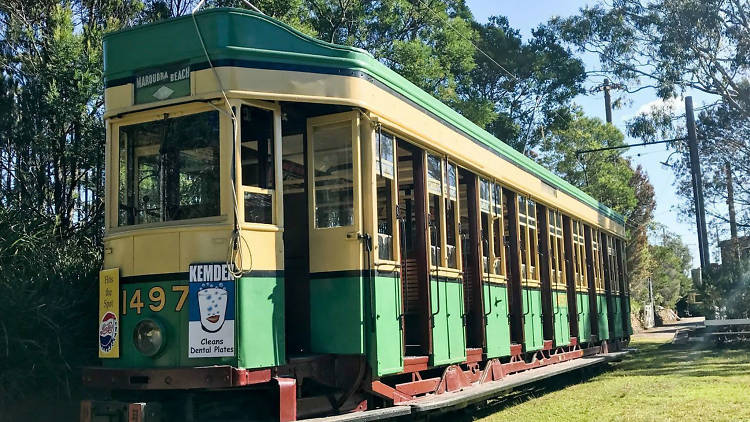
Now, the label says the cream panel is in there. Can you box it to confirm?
[105,84,132,111]
[238,229,284,271]
[103,236,134,276]
[133,232,180,275]
[179,229,233,269]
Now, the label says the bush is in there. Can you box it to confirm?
[0,207,101,409]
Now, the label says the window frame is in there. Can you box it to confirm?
[236,100,283,228]
[517,195,541,285]
[547,208,567,290]
[572,219,588,291]
[109,102,229,232]
[373,128,399,264]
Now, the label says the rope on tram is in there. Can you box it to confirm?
[192,0,252,278]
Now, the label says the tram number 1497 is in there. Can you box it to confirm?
[122,285,189,315]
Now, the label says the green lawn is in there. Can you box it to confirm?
[440,338,750,422]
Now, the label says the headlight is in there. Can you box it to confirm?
[133,319,165,357]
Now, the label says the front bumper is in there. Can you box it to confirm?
[82,365,272,390]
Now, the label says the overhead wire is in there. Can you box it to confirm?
[192,0,252,278]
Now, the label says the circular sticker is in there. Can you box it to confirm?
[99,311,118,353]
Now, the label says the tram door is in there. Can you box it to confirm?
[305,112,363,354]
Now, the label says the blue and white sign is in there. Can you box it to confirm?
[188,263,235,358]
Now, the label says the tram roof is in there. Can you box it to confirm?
[103,8,625,226]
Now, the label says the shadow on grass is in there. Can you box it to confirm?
[613,341,750,378]
[429,340,750,422]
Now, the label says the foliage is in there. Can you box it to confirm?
[539,111,637,215]
[0,0,140,408]
[626,165,656,306]
[0,208,101,409]
[550,0,750,119]
[453,17,585,153]
[648,224,693,308]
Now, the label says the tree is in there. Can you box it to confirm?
[551,0,750,119]
[0,0,142,411]
[626,165,657,306]
[540,111,637,215]
[648,224,693,308]
[453,17,585,153]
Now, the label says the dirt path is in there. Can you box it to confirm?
[632,316,705,341]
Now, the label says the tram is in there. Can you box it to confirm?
[82,8,632,421]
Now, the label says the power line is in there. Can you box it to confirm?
[575,137,687,156]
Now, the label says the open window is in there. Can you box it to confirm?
[591,229,605,291]
[118,110,220,227]
[240,104,278,225]
[547,209,566,289]
[427,153,444,268]
[479,178,491,275]
[445,162,459,269]
[376,130,397,261]
[491,183,506,278]
[518,196,540,284]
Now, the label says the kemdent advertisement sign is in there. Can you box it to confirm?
[188,263,235,358]
[134,62,191,104]
[98,268,120,358]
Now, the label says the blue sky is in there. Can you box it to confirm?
[465,0,719,267]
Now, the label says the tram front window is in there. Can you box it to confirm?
[241,105,275,224]
[118,111,220,226]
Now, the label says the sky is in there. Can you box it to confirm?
[464,0,719,267]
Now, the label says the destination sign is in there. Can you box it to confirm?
[134,63,191,104]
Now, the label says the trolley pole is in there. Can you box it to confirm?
[685,96,710,271]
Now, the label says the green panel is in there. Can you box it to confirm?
[106,279,234,368]
[236,276,285,368]
[429,277,466,366]
[596,293,610,341]
[483,283,511,358]
[366,274,404,376]
[612,295,624,339]
[576,292,592,343]
[625,294,633,335]
[103,8,623,228]
[552,290,570,346]
[522,288,544,351]
[310,276,364,355]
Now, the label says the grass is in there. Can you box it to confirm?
[436,337,750,422]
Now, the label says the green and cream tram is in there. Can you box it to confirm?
[83,8,631,421]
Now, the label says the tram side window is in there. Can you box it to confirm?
[592,229,604,290]
[491,184,504,276]
[313,122,354,228]
[241,105,275,224]
[548,210,566,287]
[518,196,540,282]
[376,131,395,260]
[427,154,443,266]
[118,111,220,226]
[479,178,491,274]
[445,162,459,268]
[572,220,587,289]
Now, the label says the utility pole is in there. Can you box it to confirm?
[685,96,711,271]
[591,78,625,123]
